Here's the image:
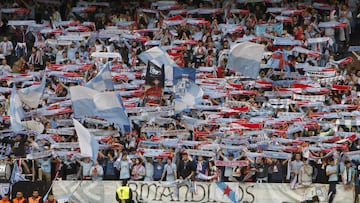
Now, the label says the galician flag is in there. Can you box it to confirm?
[214,182,240,203]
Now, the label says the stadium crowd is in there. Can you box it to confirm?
[0,0,360,202]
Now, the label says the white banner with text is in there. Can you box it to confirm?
[52,181,354,203]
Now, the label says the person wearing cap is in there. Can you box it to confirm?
[177,152,195,181]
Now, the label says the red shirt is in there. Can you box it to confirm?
[216,66,224,78]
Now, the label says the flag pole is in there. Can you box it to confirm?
[42,170,59,201]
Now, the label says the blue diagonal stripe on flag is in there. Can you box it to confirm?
[70,86,130,132]
[70,86,97,117]
[10,85,25,131]
[215,182,240,203]
[85,62,114,92]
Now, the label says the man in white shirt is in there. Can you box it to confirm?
[55,46,65,64]
[67,43,78,62]
[0,59,11,74]
[0,37,13,59]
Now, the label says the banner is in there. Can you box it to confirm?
[143,61,165,105]
[161,130,189,137]
[173,67,196,86]
[53,181,354,203]
[47,128,74,136]
[215,160,249,167]
[185,149,215,157]
[138,47,175,82]
[51,142,80,149]
[255,23,283,36]
[26,150,53,160]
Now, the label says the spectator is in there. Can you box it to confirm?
[0,59,11,74]
[207,160,219,182]
[143,156,154,181]
[76,157,93,180]
[255,157,269,183]
[194,155,208,180]
[12,192,27,203]
[289,153,303,184]
[0,194,11,203]
[115,179,133,203]
[314,158,328,184]
[326,158,338,203]
[342,160,355,190]
[131,157,145,181]
[60,155,78,180]
[115,153,131,181]
[101,150,118,180]
[298,158,313,186]
[269,158,286,183]
[177,152,195,181]
[153,157,164,181]
[161,157,177,182]
[27,189,43,203]
[0,37,13,61]
[45,194,57,203]
[37,156,52,182]
[90,160,104,181]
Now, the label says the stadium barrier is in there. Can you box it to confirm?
[52,181,354,203]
